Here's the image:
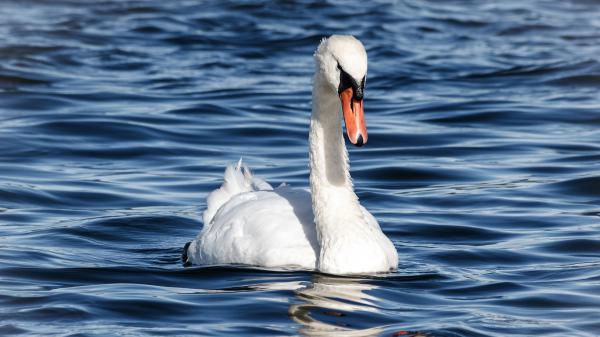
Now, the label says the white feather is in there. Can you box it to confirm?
[202,158,272,226]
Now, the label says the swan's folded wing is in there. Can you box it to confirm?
[190,187,317,269]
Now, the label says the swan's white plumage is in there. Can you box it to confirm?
[202,159,272,226]
[186,35,398,275]
[187,161,395,272]
[189,161,317,269]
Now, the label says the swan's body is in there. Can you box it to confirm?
[184,35,398,274]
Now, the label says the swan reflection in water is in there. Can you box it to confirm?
[285,275,428,337]
[288,275,385,337]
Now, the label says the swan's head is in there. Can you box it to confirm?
[315,35,368,147]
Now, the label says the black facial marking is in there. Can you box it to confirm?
[337,64,365,101]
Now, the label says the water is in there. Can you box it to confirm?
[1,1,599,336]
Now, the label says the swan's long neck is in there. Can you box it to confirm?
[309,73,365,252]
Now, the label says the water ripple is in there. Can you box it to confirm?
[1,0,599,336]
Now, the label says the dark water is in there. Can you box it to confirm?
[1,1,599,336]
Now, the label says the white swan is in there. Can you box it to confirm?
[183,35,398,275]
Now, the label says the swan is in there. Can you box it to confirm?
[183,35,398,275]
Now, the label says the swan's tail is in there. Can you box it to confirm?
[202,158,272,225]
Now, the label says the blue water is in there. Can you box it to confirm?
[1,1,599,336]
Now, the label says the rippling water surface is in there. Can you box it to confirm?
[1,1,600,336]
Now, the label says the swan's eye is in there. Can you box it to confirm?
[337,65,364,100]
[338,66,352,92]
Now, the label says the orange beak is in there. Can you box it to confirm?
[339,87,367,146]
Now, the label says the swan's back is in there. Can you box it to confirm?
[186,163,318,269]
